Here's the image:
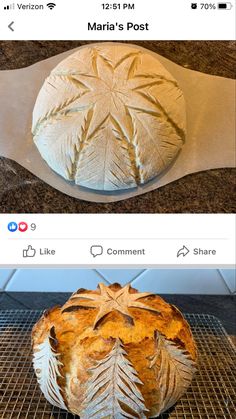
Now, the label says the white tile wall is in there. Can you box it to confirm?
[0,269,235,294]
[219,269,235,293]
[3,269,108,292]
[97,269,146,286]
[0,269,16,290]
[131,269,232,294]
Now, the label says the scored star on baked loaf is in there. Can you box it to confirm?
[62,283,160,328]
[32,283,197,418]
[32,44,186,191]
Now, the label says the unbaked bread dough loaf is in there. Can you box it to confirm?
[32,44,186,191]
[32,283,196,418]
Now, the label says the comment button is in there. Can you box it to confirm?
[90,245,103,258]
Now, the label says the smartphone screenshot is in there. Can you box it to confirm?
[0,1,235,419]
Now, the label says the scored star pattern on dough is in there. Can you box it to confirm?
[62,283,160,329]
[33,48,180,139]
[32,45,186,191]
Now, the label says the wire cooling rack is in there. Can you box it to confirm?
[0,311,235,419]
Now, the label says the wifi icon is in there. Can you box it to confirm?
[47,2,56,9]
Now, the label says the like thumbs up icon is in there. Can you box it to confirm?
[23,245,36,258]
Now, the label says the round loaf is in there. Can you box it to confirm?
[32,43,186,191]
[32,283,196,418]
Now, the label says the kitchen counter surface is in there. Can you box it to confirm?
[0,41,235,213]
[0,292,235,337]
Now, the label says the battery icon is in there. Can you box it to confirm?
[218,2,233,8]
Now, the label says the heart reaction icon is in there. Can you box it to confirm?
[18,222,28,232]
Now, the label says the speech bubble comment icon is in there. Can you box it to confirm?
[90,245,103,258]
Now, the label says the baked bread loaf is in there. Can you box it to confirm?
[32,283,196,418]
[32,43,186,191]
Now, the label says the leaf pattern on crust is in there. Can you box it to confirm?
[62,283,160,329]
[75,114,137,190]
[80,339,148,419]
[33,45,186,191]
[33,326,67,410]
[149,331,196,416]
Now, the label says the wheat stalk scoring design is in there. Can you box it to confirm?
[33,327,67,410]
[80,339,148,418]
[32,45,186,191]
[149,331,197,416]
[32,284,197,417]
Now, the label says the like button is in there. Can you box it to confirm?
[23,245,36,258]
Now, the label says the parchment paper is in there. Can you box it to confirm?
[0,43,235,203]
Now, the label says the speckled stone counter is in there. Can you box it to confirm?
[0,41,235,213]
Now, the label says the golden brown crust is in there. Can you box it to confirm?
[32,283,197,417]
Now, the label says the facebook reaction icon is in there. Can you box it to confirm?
[8,222,18,232]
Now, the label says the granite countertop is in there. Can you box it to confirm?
[0,41,235,213]
[0,292,235,337]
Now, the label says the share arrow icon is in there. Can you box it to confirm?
[177,245,190,258]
